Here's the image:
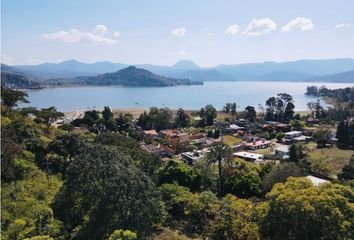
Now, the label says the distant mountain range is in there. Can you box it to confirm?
[10,58,354,82]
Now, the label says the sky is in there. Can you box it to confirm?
[1,0,354,67]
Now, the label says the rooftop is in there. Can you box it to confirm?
[234,151,264,160]
[306,175,330,186]
[285,131,302,135]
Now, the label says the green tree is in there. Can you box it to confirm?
[35,107,64,131]
[288,143,306,163]
[158,184,218,237]
[313,126,331,148]
[1,87,29,111]
[102,106,116,131]
[262,162,302,193]
[338,155,354,181]
[222,103,232,113]
[259,177,354,240]
[46,133,86,174]
[52,144,163,239]
[204,104,217,126]
[231,103,237,117]
[157,160,202,191]
[224,172,262,198]
[176,108,190,128]
[336,120,349,148]
[108,229,137,240]
[212,194,260,240]
[245,106,256,122]
[206,142,232,195]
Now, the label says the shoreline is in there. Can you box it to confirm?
[64,108,311,119]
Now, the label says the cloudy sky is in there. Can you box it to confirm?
[1,0,354,66]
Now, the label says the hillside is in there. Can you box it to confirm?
[73,66,202,87]
[1,72,42,89]
[307,70,354,83]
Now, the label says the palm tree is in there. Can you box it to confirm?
[206,142,232,195]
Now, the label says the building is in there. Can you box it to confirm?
[245,139,271,150]
[222,124,244,135]
[305,118,320,124]
[160,130,190,149]
[282,131,311,144]
[234,151,264,163]
[306,175,330,186]
[181,149,209,164]
[274,144,290,159]
[143,129,159,138]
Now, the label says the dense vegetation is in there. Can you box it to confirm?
[1,72,42,89]
[306,85,354,103]
[1,87,354,240]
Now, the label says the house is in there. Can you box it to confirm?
[274,144,290,159]
[234,151,264,163]
[143,129,159,138]
[181,149,208,164]
[160,130,190,149]
[230,144,244,152]
[306,175,329,186]
[245,139,271,150]
[282,131,307,144]
[263,121,291,132]
[275,123,291,132]
[305,118,320,124]
[222,124,244,135]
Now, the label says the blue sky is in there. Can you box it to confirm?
[1,0,354,66]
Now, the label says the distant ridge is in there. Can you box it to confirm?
[9,58,354,82]
[307,70,354,83]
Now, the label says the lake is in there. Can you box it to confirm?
[22,81,354,112]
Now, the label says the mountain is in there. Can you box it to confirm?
[172,60,200,70]
[307,70,354,83]
[11,58,354,82]
[15,60,127,78]
[72,66,202,87]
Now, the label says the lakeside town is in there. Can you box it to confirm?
[2,0,354,239]
[57,88,352,184]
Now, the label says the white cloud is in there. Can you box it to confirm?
[42,25,116,44]
[282,17,314,32]
[113,31,121,37]
[1,54,16,65]
[243,18,277,36]
[207,32,215,37]
[225,24,240,35]
[335,23,351,28]
[177,50,187,55]
[172,27,186,36]
[93,24,108,35]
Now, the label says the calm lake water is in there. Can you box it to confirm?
[23,81,354,112]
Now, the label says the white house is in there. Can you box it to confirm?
[234,151,264,163]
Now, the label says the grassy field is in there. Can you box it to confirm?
[222,135,244,146]
[307,146,354,177]
[253,148,274,155]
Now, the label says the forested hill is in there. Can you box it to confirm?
[73,66,202,87]
[1,72,42,89]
